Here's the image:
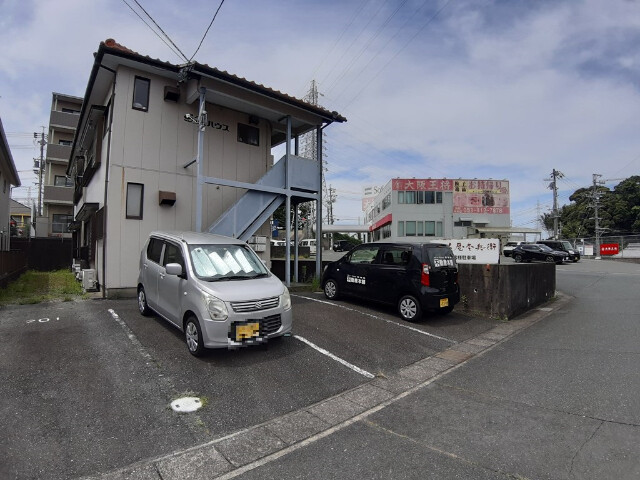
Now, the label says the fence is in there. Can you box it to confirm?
[0,249,28,288]
[566,234,640,259]
[9,237,73,271]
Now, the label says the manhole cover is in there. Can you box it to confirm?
[171,397,203,413]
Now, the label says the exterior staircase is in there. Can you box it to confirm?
[207,155,319,241]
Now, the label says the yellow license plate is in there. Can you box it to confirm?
[440,298,449,308]
[236,322,260,341]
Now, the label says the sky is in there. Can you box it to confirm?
[1,0,639,233]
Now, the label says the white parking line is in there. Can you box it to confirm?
[293,294,456,344]
[293,335,375,379]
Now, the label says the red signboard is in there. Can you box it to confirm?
[600,243,619,255]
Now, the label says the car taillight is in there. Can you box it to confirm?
[421,263,430,286]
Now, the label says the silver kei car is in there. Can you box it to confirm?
[137,231,292,356]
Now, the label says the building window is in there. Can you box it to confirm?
[405,191,416,204]
[397,221,404,237]
[54,175,73,187]
[126,183,144,219]
[425,221,436,236]
[52,214,73,233]
[417,221,424,236]
[454,220,472,227]
[132,76,150,111]
[398,191,404,204]
[61,108,80,114]
[59,139,73,146]
[405,221,416,236]
[424,191,434,204]
[436,221,443,237]
[237,123,259,146]
[436,191,443,203]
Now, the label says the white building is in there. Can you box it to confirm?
[67,39,345,297]
[366,178,515,242]
[0,117,21,251]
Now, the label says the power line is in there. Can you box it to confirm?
[121,0,187,61]
[132,0,189,61]
[189,0,226,62]
[324,0,411,96]
[341,0,454,111]
[297,0,371,96]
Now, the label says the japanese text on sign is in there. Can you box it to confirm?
[430,238,501,264]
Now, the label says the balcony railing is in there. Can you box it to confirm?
[46,143,72,162]
[43,185,73,204]
[49,110,80,130]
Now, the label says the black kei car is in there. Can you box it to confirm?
[511,243,568,264]
[537,239,580,262]
[321,242,460,322]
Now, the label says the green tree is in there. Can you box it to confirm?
[556,176,640,239]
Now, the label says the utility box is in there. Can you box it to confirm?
[249,236,267,252]
[82,269,98,291]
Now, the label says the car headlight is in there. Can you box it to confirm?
[204,293,228,321]
[280,287,292,310]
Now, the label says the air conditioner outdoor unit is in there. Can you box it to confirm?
[81,269,98,291]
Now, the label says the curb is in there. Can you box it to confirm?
[80,293,572,480]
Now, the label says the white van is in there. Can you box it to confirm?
[299,238,317,255]
[138,231,292,356]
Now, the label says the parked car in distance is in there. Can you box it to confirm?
[138,231,292,356]
[321,242,460,321]
[332,239,352,252]
[299,238,316,255]
[503,241,527,257]
[511,243,568,264]
[537,239,580,262]
[270,239,285,247]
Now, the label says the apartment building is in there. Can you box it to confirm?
[67,39,345,297]
[36,93,82,237]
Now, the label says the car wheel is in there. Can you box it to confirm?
[324,279,340,300]
[184,315,205,357]
[398,295,422,322]
[138,286,152,316]
[545,255,554,263]
[514,254,523,263]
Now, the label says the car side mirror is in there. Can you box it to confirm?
[165,263,183,276]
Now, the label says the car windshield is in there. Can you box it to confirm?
[538,245,554,252]
[188,244,269,281]
[561,241,573,250]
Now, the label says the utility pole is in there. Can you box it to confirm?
[302,80,326,232]
[592,173,605,260]
[547,169,564,238]
[34,127,47,216]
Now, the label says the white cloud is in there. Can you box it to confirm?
[1,0,639,227]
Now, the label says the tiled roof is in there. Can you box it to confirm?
[100,39,346,123]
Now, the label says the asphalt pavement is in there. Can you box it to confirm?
[2,259,639,479]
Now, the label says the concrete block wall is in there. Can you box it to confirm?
[458,263,556,320]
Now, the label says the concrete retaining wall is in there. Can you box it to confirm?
[458,263,556,320]
[271,259,557,321]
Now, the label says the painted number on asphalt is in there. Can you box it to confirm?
[26,317,60,324]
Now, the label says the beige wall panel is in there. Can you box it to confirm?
[105,165,124,289]
[158,97,180,174]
